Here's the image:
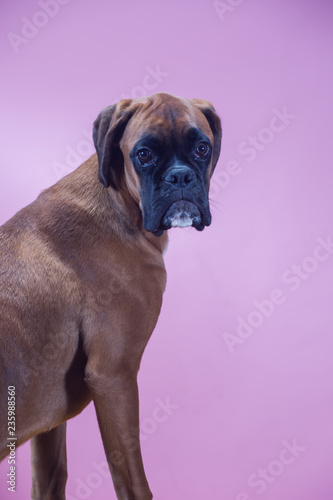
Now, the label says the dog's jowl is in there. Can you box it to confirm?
[0,93,221,500]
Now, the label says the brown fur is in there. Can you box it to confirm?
[0,93,221,499]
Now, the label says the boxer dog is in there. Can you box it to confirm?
[0,92,222,499]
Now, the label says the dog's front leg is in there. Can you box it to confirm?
[85,362,152,500]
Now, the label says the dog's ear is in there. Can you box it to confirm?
[93,99,136,189]
[190,99,222,176]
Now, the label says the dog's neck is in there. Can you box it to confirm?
[141,226,169,255]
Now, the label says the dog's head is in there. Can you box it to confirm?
[93,93,222,236]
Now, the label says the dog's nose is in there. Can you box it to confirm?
[165,167,195,188]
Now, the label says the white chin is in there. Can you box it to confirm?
[170,215,194,228]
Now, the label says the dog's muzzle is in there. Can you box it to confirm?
[162,200,202,229]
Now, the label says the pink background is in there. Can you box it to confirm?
[1,0,333,499]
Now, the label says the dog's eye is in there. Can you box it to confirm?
[137,148,153,165]
[195,142,209,159]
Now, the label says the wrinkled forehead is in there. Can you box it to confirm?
[120,98,213,154]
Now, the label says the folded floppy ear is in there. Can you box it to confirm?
[93,99,136,189]
[190,99,222,176]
